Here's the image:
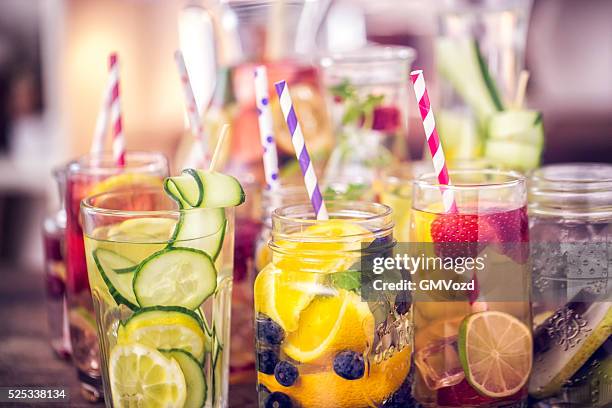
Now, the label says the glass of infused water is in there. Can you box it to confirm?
[410,169,533,407]
[254,201,413,407]
[529,163,612,407]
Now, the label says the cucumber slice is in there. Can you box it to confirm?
[484,140,542,172]
[94,248,137,274]
[195,170,245,208]
[436,38,503,122]
[165,169,245,209]
[133,247,217,310]
[120,306,209,362]
[93,249,138,309]
[171,208,226,260]
[162,349,206,408]
[488,110,544,147]
[166,171,203,208]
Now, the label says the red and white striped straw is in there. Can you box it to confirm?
[410,70,457,213]
[109,53,126,166]
[90,77,113,154]
[254,66,280,191]
[174,50,208,168]
[275,80,328,220]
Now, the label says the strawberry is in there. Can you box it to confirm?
[480,207,529,263]
[430,214,492,258]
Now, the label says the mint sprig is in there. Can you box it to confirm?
[330,79,385,127]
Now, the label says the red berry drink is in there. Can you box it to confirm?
[64,152,168,401]
[411,170,533,407]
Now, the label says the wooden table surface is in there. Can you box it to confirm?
[0,265,258,407]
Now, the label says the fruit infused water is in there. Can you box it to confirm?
[65,151,168,400]
[410,170,533,407]
[81,169,244,408]
[529,164,612,407]
[254,202,413,408]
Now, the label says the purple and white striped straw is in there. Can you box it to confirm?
[254,66,280,191]
[274,80,328,220]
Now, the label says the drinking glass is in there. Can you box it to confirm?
[411,169,532,407]
[254,201,413,407]
[64,151,168,401]
[529,163,612,407]
[81,187,235,408]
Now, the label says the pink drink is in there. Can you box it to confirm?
[64,152,167,401]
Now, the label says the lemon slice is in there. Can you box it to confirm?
[256,220,372,333]
[254,266,319,332]
[283,289,374,364]
[458,311,532,398]
[109,343,186,408]
[119,307,208,362]
[88,173,163,196]
[109,218,176,241]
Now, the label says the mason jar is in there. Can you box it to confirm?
[528,163,612,407]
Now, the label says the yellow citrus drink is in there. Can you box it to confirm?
[254,202,413,408]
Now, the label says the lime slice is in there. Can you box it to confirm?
[458,311,533,398]
[119,306,209,362]
[109,343,186,408]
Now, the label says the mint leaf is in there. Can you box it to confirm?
[533,112,543,126]
[329,270,361,292]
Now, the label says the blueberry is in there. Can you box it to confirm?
[257,349,279,375]
[333,350,365,380]
[274,361,299,386]
[258,384,271,394]
[265,392,293,408]
[394,290,412,315]
[257,315,285,345]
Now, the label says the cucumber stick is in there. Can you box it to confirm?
[93,249,138,309]
[485,140,541,171]
[166,169,245,209]
[134,247,217,310]
[171,208,226,260]
[162,349,206,408]
[436,38,504,122]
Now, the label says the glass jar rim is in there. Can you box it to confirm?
[67,151,168,176]
[81,186,216,218]
[271,201,393,243]
[414,169,525,191]
[530,163,612,187]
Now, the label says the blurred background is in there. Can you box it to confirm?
[0,0,611,269]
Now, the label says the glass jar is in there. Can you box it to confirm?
[435,0,537,169]
[254,201,413,407]
[528,163,612,407]
[411,170,532,407]
[320,46,416,196]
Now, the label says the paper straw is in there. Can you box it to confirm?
[254,66,280,191]
[109,53,126,166]
[90,77,113,154]
[274,80,328,220]
[175,50,208,167]
[410,70,457,213]
[209,124,229,172]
